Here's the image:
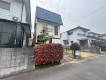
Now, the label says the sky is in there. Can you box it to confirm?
[31,0,106,34]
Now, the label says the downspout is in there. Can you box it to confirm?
[14,0,24,47]
[17,0,24,47]
[21,0,24,22]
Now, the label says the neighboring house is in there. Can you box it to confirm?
[34,7,63,43]
[87,32,101,47]
[88,32,101,38]
[61,26,106,52]
[61,26,90,48]
[0,0,31,47]
[99,34,106,40]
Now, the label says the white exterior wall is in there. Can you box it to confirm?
[52,39,61,44]
[100,36,106,39]
[87,38,97,47]
[36,21,61,43]
[22,5,27,23]
[61,32,68,40]
[68,29,88,45]
[61,29,89,45]
[60,32,68,45]
[0,0,26,23]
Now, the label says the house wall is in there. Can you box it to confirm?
[100,36,106,39]
[0,0,31,47]
[52,39,61,44]
[36,20,60,43]
[61,29,89,46]
[60,32,68,45]
[61,32,68,41]
[0,0,26,23]
[87,37,97,47]
[88,33,100,38]
[68,29,88,44]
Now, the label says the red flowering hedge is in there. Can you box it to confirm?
[34,44,63,65]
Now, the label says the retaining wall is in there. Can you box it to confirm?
[0,48,33,78]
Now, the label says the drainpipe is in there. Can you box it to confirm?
[21,0,24,22]
[15,0,24,47]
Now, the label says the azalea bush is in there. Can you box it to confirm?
[34,44,63,65]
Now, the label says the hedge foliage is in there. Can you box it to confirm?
[34,44,63,65]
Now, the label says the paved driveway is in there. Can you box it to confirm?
[2,55,106,80]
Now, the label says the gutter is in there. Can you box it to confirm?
[21,0,24,22]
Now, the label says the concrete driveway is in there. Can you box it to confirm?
[2,55,106,80]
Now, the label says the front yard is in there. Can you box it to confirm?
[63,49,97,63]
[80,51,97,58]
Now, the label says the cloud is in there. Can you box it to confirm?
[31,0,106,33]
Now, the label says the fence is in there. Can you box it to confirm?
[0,48,33,77]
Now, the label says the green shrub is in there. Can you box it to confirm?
[70,43,80,50]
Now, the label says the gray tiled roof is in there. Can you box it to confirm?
[68,26,90,32]
[36,7,63,25]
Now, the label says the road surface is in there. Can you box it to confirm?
[2,55,106,80]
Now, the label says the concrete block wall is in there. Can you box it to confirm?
[0,48,33,78]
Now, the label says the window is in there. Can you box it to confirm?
[67,31,73,35]
[47,27,53,32]
[63,40,69,45]
[0,0,10,10]
[43,24,53,32]
[0,32,11,47]
[43,24,48,31]
[54,26,58,35]
[77,33,85,36]
[60,33,62,38]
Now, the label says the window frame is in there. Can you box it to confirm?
[43,23,53,32]
[54,26,58,35]
[63,40,69,45]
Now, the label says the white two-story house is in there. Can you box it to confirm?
[61,26,106,48]
[0,0,31,47]
[61,26,106,52]
[61,26,90,48]
[34,7,63,44]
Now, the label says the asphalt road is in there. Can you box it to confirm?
[2,55,106,80]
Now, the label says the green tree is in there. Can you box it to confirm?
[37,30,49,44]
[70,42,80,58]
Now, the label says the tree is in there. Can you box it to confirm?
[70,42,80,58]
[37,30,49,44]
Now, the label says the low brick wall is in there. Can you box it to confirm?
[0,48,34,78]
